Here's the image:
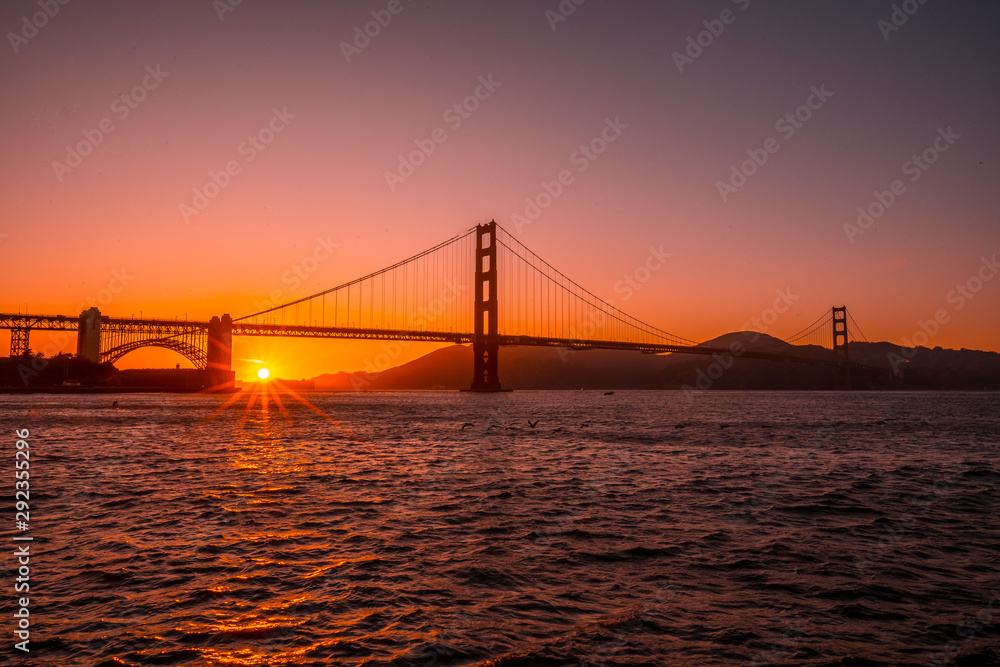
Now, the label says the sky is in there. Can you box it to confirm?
[1,0,998,381]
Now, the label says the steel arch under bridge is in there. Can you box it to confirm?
[100,319,208,369]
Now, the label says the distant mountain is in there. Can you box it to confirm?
[312,345,471,391]
[310,334,1000,391]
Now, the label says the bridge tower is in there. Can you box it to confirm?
[469,220,502,392]
[832,306,850,390]
[77,307,102,363]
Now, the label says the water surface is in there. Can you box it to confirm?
[3,390,998,666]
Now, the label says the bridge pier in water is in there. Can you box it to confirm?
[206,314,236,391]
[468,220,503,392]
[76,307,102,363]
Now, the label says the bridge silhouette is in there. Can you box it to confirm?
[2,221,877,391]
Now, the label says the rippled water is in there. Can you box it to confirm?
[2,390,999,666]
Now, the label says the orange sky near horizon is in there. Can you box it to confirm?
[2,1,998,381]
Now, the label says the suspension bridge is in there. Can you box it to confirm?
[1,221,877,391]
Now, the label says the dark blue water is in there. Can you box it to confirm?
[2,390,999,666]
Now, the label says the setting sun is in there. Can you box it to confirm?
[257,368,270,380]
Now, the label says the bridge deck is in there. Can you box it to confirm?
[2,314,884,371]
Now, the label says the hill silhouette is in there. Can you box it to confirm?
[312,333,1000,391]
